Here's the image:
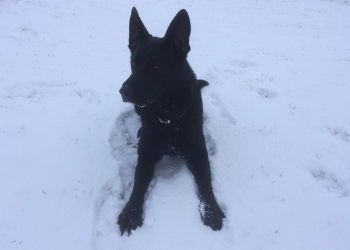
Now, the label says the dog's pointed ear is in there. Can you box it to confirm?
[129,7,151,52]
[164,9,191,59]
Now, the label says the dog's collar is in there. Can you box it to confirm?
[157,107,187,125]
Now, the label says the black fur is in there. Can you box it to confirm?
[118,7,225,236]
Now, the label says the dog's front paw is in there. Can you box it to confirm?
[199,201,225,231]
[117,203,143,236]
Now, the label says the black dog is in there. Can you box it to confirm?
[118,7,225,236]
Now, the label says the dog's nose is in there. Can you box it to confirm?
[119,85,134,102]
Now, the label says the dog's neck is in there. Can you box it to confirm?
[148,84,191,125]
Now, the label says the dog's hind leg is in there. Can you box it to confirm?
[182,134,225,231]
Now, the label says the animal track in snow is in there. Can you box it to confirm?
[203,68,237,126]
[203,112,217,156]
[327,127,350,143]
[2,81,101,104]
[310,168,349,197]
[230,59,256,68]
[74,89,101,104]
[206,60,256,85]
[244,73,277,99]
[207,92,236,125]
[257,88,277,99]
[206,69,224,85]
[109,109,140,201]
[3,82,67,102]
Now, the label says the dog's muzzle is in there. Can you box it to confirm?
[119,85,134,103]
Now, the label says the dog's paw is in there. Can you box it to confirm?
[199,201,225,231]
[117,203,143,236]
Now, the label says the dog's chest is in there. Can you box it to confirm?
[149,97,188,124]
[152,113,188,155]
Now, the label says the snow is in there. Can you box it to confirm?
[1,0,350,249]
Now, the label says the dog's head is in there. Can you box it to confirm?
[119,8,191,107]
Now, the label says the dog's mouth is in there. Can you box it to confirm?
[119,85,158,108]
[121,95,152,108]
[135,103,147,108]
[133,99,157,108]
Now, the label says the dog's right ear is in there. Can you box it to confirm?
[129,7,151,52]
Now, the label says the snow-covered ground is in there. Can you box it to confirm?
[1,0,350,249]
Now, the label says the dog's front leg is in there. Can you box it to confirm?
[117,151,162,236]
[183,135,225,231]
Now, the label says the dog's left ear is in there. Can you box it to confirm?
[164,9,191,59]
